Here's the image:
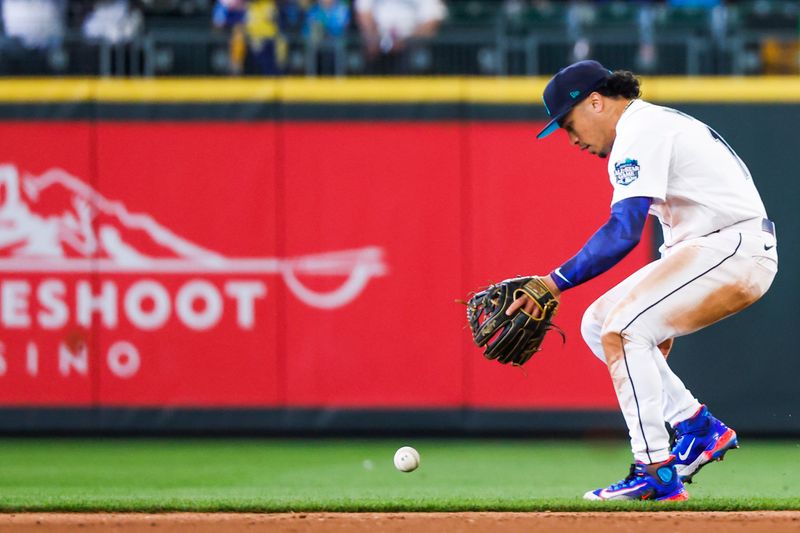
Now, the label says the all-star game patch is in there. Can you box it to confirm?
[614,158,640,186]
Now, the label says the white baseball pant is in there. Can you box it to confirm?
[580,219,778,463]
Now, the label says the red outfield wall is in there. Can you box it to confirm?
[0,121,653,410]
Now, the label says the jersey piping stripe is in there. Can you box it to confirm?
[618,232,743,463]
[619,339,652,462]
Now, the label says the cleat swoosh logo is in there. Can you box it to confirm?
[678,438,696,461]
[598,482,648,499]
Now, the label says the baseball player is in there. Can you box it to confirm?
[509,60,778,501]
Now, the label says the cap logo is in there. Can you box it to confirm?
[537,60,611,139]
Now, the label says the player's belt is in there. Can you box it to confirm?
[705,217,775,238]
[761,218,776,237]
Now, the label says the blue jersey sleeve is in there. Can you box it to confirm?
[550,196,652,291]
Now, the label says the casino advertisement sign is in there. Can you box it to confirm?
[0,120,649,410]
[0,160,385,406]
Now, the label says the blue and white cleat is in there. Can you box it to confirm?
[671,405,739,484]
[583,457,689,501]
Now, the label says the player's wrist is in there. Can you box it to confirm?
[543,273,562,297]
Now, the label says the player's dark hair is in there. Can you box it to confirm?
[595,70,641,99]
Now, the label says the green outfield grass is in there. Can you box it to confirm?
[0,439,798,512]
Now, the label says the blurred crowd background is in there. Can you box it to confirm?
[0,0,798,77]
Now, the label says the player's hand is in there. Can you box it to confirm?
[506,275,561,318]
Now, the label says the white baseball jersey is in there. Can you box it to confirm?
[608,99,768,249]
[582,99,778,466]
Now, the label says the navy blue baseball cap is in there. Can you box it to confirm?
[536,60,613,139]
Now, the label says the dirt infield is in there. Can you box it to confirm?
[0,512,798,532]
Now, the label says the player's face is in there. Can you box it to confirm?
[559,96,615,158]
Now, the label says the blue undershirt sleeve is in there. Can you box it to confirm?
[550,196,652,292]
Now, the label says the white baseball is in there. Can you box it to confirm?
[393,446,420,472]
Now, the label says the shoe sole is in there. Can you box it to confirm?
[584,488,690,502]
[678,428,739,484]
[656,489,690,501]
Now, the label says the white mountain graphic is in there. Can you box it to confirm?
[0,164,387,309]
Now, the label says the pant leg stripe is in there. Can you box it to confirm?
[621,337,652,463]
[619,233,742,462]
